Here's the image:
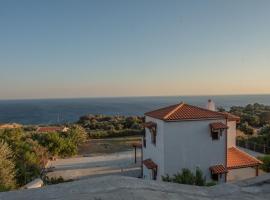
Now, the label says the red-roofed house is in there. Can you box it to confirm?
[142,100,261,183]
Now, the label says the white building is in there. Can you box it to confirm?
[142,101,262,183]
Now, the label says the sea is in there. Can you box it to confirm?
[0,95,270,125]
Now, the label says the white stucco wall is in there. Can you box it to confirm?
[143,116,165,181]
[227,167,257,182]
[163,119,227,182]
[227,121,236,148]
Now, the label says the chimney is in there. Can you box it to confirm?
[207,99,216,111]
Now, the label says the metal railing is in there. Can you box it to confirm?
[236,139,270,155]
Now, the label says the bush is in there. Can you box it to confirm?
[258,156,270,172]
[44,176,73,185]
[162,168,206,186]
[32,131,77,158]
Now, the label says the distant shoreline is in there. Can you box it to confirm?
[0,95,270,125]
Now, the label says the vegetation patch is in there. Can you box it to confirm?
[162,168,216,186]
[226,103,270,154]
[0,125,86,190]
[77,115,144,138]
[258,155,270,172]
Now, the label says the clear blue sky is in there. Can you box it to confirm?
[1,0,270,99]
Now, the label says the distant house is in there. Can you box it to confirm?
[36,126,69,133]
[0,123,22,129]
[142,100,262,183]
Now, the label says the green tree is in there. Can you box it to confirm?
[217,107,226,112]
[0,128,48,186]
[260,125,270,135]
[260,112,270,125]
[239,122,254,135]
[0,141,16,191]
[66,125,87,145]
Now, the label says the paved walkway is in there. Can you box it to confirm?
[46,151,141,180]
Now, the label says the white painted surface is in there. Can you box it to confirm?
[143,116,165,180]
[143,116,227,182]
[163,119,227,181]
[227,167,257,182]
[227,121,236,148]
[206,100,216,111]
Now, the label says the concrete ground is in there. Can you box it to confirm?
[1,174,270,200]
[46,150,141,180]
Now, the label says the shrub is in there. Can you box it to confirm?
[195,168,205,186]
[44,176,73,185]
[33,132,77,158]
[258,156,270,172]
[162,168,206,186]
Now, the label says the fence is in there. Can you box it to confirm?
[236,139,270,155]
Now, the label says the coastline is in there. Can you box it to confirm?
[1,94,270,125]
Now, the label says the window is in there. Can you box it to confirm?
[209,122,227,140]
[212,173,219,181]
[211,131,220,140]
[212,173,222,181]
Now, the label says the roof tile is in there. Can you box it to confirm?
[210,122,228,130]
[145,103,226,121]
[210,165,228,174]
[227,147,262,169]
[143,159,157,169]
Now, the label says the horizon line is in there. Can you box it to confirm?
[1,93,270,101]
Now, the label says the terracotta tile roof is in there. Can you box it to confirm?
[210,122,228,130]
[210,165,228,174]
[143,159,157,169]
[222,112,240,122]
[227,147,262,169]
[145,103,226,121]
[37,127,63,133]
